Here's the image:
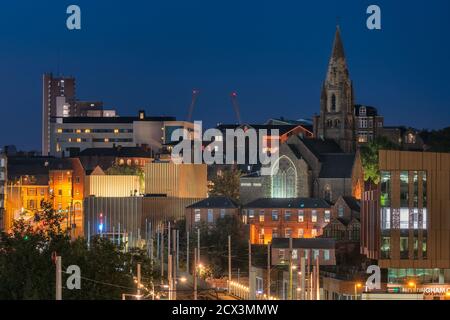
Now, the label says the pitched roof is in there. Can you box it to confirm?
[187,196,239,209]
[319,153,355,178]
[300,138,343,158]
[271,238,335,249]
[244,198,331,209]
[341,196,361,212]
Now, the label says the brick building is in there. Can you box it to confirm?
[244,198,333,244]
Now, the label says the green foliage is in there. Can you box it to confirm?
[176,216,249,278]
[360,137,399,184]
[0,201,157,300]
[209,167,242,203]
[105,163,145,193]
[420,127,450,152]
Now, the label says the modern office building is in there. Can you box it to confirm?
[42,73,77,156]
[144,161,207,198]
[50,110,193,157]
[361,150,450,285]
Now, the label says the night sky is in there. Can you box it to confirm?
[0,0,449,151]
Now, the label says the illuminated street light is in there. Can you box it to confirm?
[354,282,362,300]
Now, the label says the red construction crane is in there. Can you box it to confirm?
[230,91,242,124]
[187,89,200,122]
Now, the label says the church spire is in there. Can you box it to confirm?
[331,25,345,60]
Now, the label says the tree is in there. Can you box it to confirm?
[209,167,242,203]
[360,137,399,184]
[0,201,157,300]
[176,216,249,279]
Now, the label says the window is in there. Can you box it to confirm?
[359,106,366,116]
[312,249,319,260]
[298,228,304,238]
[400,237,409,259]
[272,210,279,221]
[248,210,255,219]
[381,237,390,259]
[381,208,391,230]
[285,228,292,238]
[27,188,37,196]
[220,209,226,219]
[324,185,332,202]
[278,249,285,261]
[207,209,214,223]
[421,171,427,208]
[380,171,391,207]
[324,249,330,261]
[311,210,317,223]
[422,235,427,259]
[259,214,265,223]
[272,228,279,238]
[194,209,201,223]
[413,171,419,207]
[58,190,62,196]
[285,210,291,221]
[400,208,409,229]
[400,171,409,207]
[331,94,336,112]
[338,206,344,218]
[298,210,304,222]
[311,229,318,237]
[271,156,297,198]
[75,176,80,184]
[324,210,331,223]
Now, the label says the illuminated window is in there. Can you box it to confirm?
[194,209,201,223]
[324,250,330,261]
[272,210,279,221]
[285,210,291,221]
[285,228,292,238]
[298,210,304,222]
[76,138,81,143]
[220,209,226,219]
[298,228,304,238]
[271,156,297,198]
[324,210,331,223]
[259,213,264,223]
[311,210,317,223]
[68,138,72,142]
[248,210,254,218]
[104,138,109,143]
[57,128,63,133]
[76,129,81,133]
[85,129,91,133]
[114,129,119,134]
[311,229,317,237]
[207,209,214,223]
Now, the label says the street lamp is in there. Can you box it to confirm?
[354,282,362,300]
[408,281,417,293]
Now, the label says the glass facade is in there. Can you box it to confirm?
[380,170,428,262]
[380,171,391,207]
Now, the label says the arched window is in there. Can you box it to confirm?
[327,119,333,128]
[331,94,337,112]
[334,119,340,128]
[271,156,297,198]
[324,185,332,202]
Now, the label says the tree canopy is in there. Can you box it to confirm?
[0,201,157,300]
[360,137,399,184]
[209,167,242,203]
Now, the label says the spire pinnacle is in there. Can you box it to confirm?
[331,25,345,60]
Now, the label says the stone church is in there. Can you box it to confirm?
[239,27,363,205]
[313,26,355,153]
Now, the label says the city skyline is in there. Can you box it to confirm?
[1,0,449,151]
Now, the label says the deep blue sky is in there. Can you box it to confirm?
[0,0,449,151]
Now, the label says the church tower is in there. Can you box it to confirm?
[314,26,355,153]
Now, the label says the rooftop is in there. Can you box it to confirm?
[187,196,239,209]
[271,237,335,249]
[244,198,331,209]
